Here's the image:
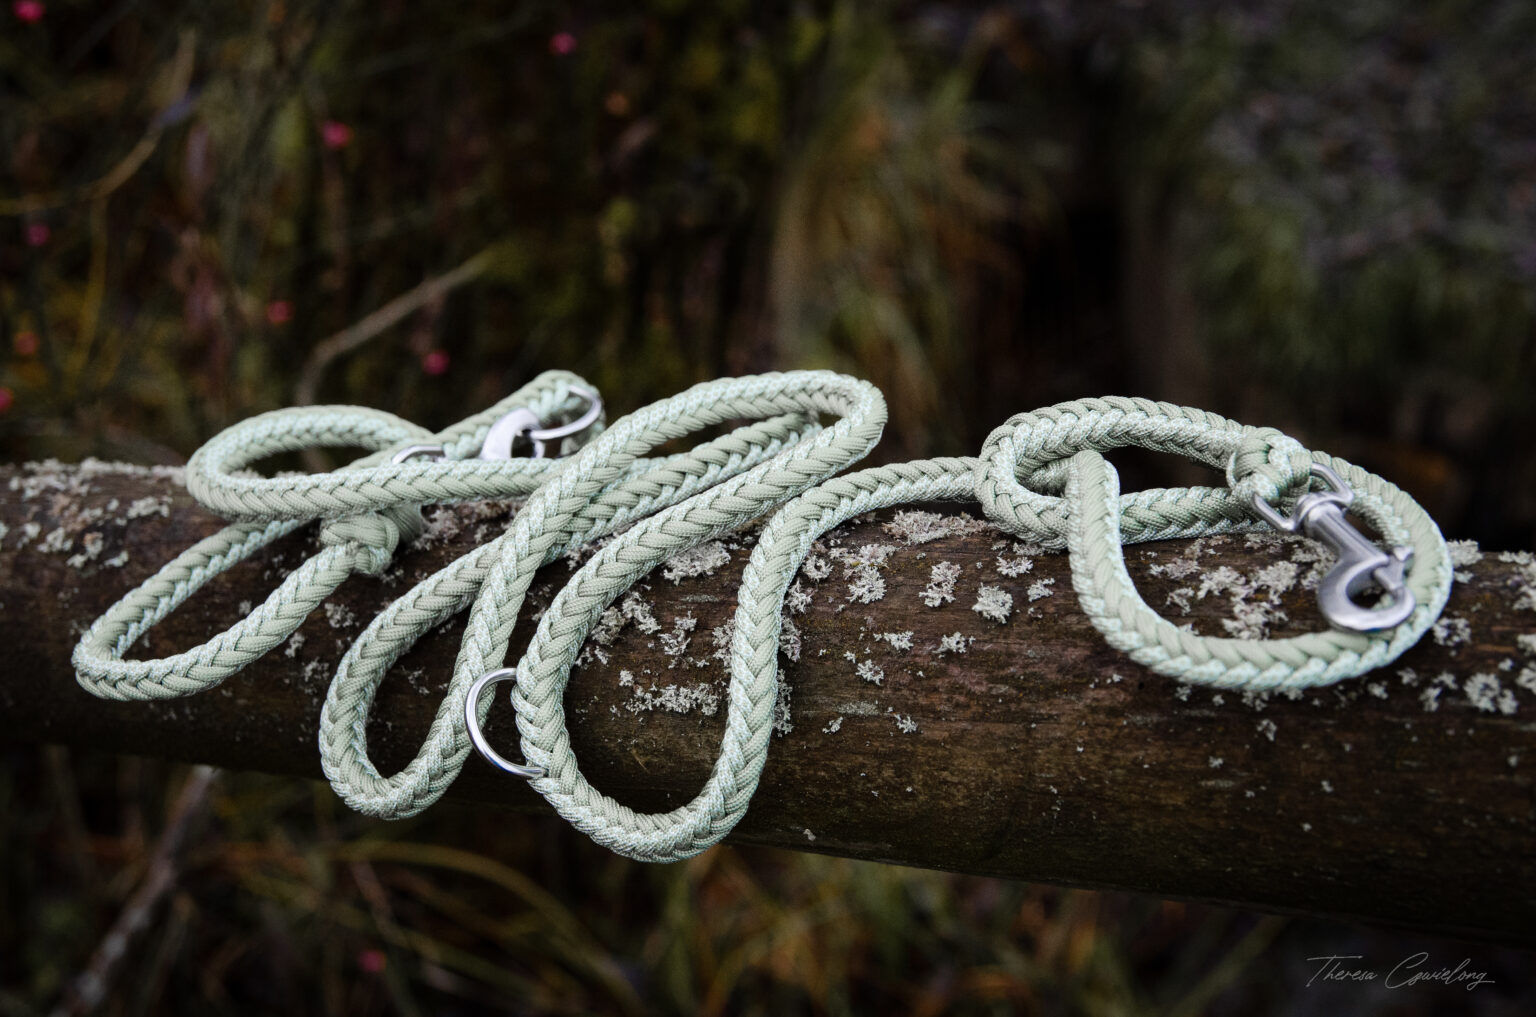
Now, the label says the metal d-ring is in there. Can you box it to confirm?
[389,443,446,464]
[528,383,603,446]
[464,667,546,778]
[478,384,603,461]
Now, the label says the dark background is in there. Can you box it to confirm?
[3,2,1534,1014]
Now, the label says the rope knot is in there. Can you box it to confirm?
[1228,427,1313,508]
[319,506,424,575]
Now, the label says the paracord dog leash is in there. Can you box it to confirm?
[487,397,1449,860]
[71,374,1450,864]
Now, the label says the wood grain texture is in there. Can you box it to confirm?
[2,461,1533,942]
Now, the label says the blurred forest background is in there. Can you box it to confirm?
[4,1,1536,1015]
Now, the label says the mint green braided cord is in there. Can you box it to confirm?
[319,408,830,818]
[72,371,601,699]
[498,399,1448,861]
[71,375,1450,864]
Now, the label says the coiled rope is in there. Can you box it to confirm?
[73,375,1451,862]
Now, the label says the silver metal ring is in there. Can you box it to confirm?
[527,383,603,444]
[390,443,446,464]
[464,667,545,778]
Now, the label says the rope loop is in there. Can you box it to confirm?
[974,396,1256,548]
[72,370,603,701]
[1227,426,1314,508]
[318,511,411,575]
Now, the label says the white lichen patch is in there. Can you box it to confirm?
[971,584,1013,624]
[1026,578,1056,602]
[1256,718,1278,742]
[659,613,698,664]
[822,716,843,734]
[324,602,358,629]
[920,561,962,607]
[1432,615,1471,650]
[856,659,884,685]
[1420,686,1442,712]
[893,714,918,734]
[661,540,731,584]
[1517,634,1536,657]
[709,620,735,665]
[1518,666,1536,694]
[936,632,970,656]
[995,551,1035,578]
[784,581,813,615]
[623,681,721,717]
[772,672,793,735]
[1447,539,1483,568]
[799,554,832,582]
[1149,556,1201,581]
[38,527,73,554]
[65,531,105,568]
[410,506,465,550]
[1499,551,1536,611]
[1208,756,1223,769]
[125,496,171,520]
[845,564,886,604]
[1464,673,1518,715]
[873,630,914,651]
[586,591,664,662]
[836,700,880,717]
[883,509,995,545]
[778,615,802,662]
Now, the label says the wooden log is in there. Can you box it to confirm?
[2,460,1533,943]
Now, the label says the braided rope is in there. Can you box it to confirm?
[72,371,600,698]
[71,376,1451,862]
[319,408,831,817]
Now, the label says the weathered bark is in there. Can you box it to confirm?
[2,461,1533,943]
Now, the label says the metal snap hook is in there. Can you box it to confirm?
[464,667,546,778]
[1249,462,1416,633]
[478,384,603,460]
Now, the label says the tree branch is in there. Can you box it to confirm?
[2,461,1533,943]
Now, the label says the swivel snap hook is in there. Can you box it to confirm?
[479,384,603,460]
[1248,462,1416,633]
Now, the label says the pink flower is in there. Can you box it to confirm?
[13,330,38,356]
[548,32,577,56]
[265,300,293,326]
[12,2,45,23]
[357,949,385,974]
[24,222,49,246]
[321,120,353,150]
[0,387,13,414]
[421,349,450,376]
